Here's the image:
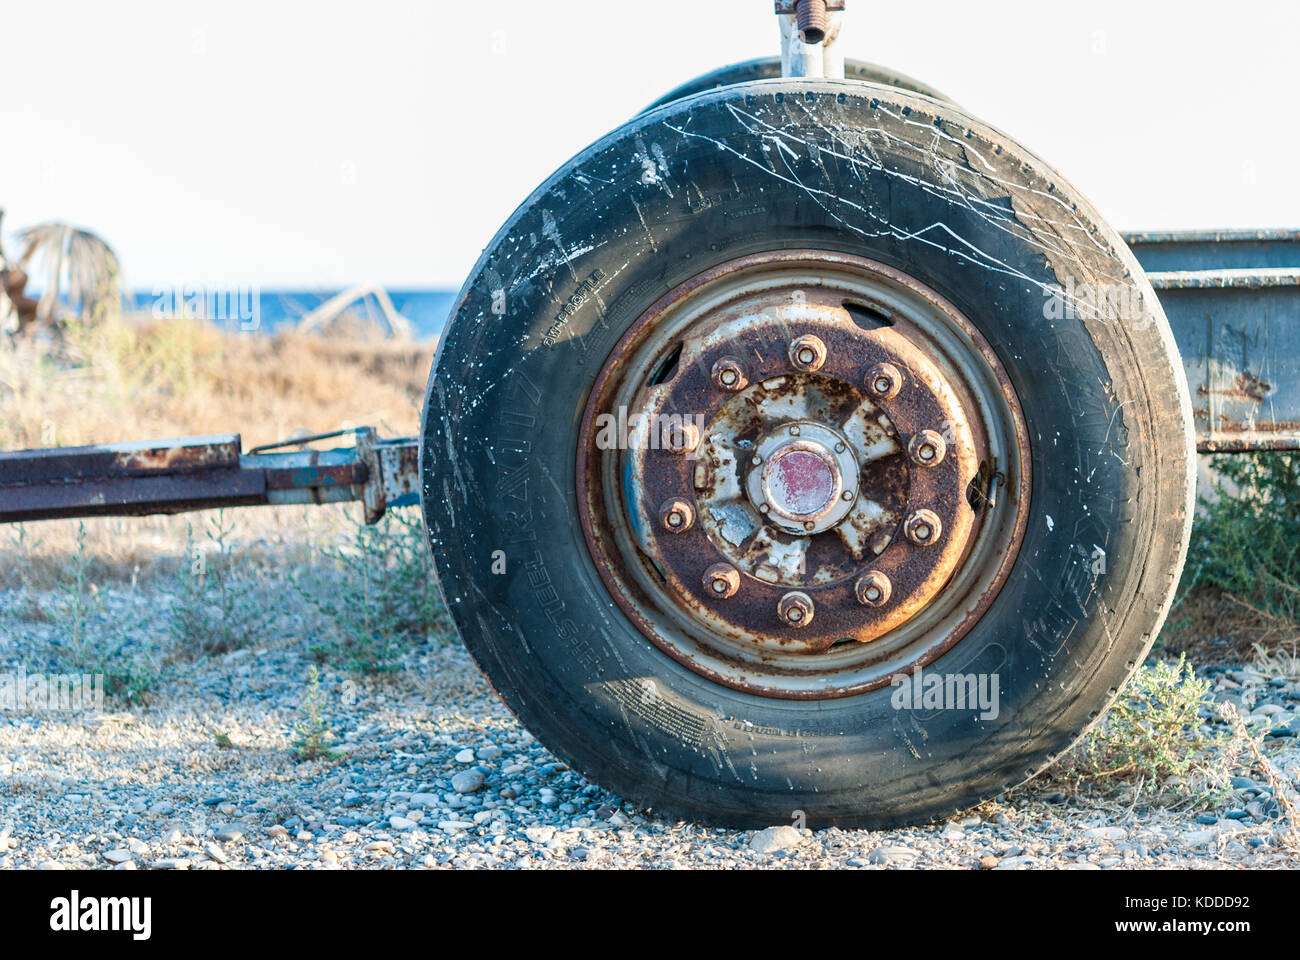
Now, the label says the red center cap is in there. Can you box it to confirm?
[769,448,836,518]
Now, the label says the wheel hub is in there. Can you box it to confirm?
[577,251,1030,698]
[748,421,857,535]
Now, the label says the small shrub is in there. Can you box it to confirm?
[289,666,342,762]
[1048,656,1234,806]
[168,514,273,655]
[296,508,444,674]
[48,522,159,704]
[1181,452,1300,624]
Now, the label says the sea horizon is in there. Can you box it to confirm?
[124,286,458,340]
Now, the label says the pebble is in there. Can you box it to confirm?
[749,826,804,855]
[103,848,132,863]
[451,769,485,794]
[204,843,229,864]
[526,826,557,845]
[867,845,918,867]
[1084,826,1125,841]
[455,749,475,763]
[213,825,245,842]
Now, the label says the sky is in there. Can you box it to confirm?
[2,0,1297,289]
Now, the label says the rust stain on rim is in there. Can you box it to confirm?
[576,249,1032,700]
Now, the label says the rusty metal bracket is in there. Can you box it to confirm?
[0,429,418,525]
[355,428,420,524]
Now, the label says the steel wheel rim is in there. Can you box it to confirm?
[577,250,1031,699]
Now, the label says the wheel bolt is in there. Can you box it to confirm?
[659,498,695,534]
[666,421,701,455]
[703,562,740,599]
[777,591,815,628]
[904,509,942,546]
[865,362,902,400]
[855,571,892,607]
[907,429,947,467]
[788,334,827,373]
[711,356,748,392]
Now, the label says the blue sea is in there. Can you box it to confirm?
[127,287,458,341]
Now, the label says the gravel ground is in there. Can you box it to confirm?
[1,582,1299,870]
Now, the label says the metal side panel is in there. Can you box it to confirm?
[1127,230,1300,453]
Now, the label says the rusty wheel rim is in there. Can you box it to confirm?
[577,250,1031,699]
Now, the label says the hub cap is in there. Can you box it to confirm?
[748,421,856,535]
[577,251,1030,698]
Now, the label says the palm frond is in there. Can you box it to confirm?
[15,222,122,326]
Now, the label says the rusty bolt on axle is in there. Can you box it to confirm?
[795,0,828,44]
[703,562,741,599]
[866,362,903,400]
[658,498,695,534]
[777,590,815,628]
[711,356,748,392]
[904,508,943,546]
[855,570,892,607]
[907,430,947,467]
[788,334,827,373]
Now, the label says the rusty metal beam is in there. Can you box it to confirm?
[0,429,418,525]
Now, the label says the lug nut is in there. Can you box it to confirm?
[907,430,947,467]
[659,498,695,534]
[855,571,892,607]
[788,334,827,373]
[711,356,748,392]
[777,591,815,628]
[904,509,943,546]
[865,362,902,400]
[703,563,740,599]
[665,421,701,455]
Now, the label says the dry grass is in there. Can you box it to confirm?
[0,312,432,449]
[1162,585,1300,663]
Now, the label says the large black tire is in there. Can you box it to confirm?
[639,56,952,114]
[421,79,1195,828]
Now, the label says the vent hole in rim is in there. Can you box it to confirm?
[843,301,894,331]
[648,342,684,386]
